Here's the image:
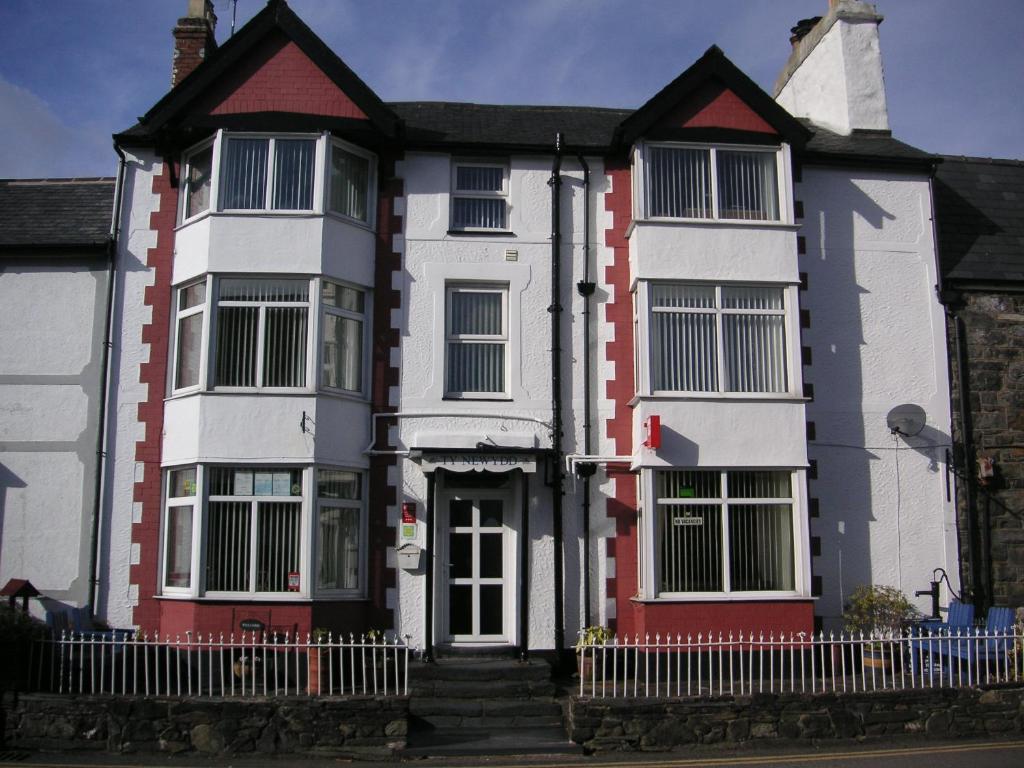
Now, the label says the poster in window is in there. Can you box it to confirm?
[272,472,291,496]
[254,472,273,495]
[287,571,300,591]
[234,470,254,496]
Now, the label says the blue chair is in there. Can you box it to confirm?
[912,606,1016,683]
[909,600,974,677]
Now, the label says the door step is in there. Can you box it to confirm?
[403,726,580,757]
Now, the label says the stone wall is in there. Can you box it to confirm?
[2,694,408,759]
[569,686,1024,753]
[948,291,1024,609]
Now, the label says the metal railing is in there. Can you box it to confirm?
[577,628,1024,698]
[33,631,411,698]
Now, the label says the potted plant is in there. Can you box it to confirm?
[843,585,919,669]
[307,628,329,695]
[575,625,613,682]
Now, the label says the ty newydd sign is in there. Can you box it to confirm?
[418,453,537,473]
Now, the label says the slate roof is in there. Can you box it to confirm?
[390,102,630,152]
[934,156,1024,286]
[799,121,935,167]
[0,178,115,253]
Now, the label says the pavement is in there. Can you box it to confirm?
[2,737,1024,768]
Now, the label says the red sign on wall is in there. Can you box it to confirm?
[642,415,661,450]
[401,502,417,524]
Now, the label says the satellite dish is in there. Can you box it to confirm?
[886,404,926,437]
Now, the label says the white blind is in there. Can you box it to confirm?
[447,289,505,393]
[716,150,779,221]
[651,284,717,392]
[447,343,505,393]
[722,286,786,393]
[727,471,793,591]
[452,165,506,229]
[221,138,268,210]
[456,166,503,191]
[272,139,315,210]
[330,146,369,221]
[256,502,301,592]
[206,501,251,592]
[646,147,711,218]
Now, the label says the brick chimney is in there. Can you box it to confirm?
[171,0,218,87]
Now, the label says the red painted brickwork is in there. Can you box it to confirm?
[634,599,814,638]
[193,31,368,119]
[366,153,405,630]
[603,160,639,637]
[157,600,375,639]
[129,162,178,634]
[659,83,776,134]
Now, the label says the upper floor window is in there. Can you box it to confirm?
[451,162,508,231]
[321,281,364,393]
[174,281,206,390]
[329,142,372,223]
[643,145,780,222]
[214,278,310,389]
[183,144,213,219]
[445,283,507,397]
[650,283,788,393]
[220,137,316,211]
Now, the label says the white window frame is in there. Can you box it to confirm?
[450,160,510,232]
[444,282,509,399]
[171,277,211,394]
[314,468,366,598]
[640,468,807,599]
[327,138,377,228]
[318,279,367,396]
[639,281,796,397]
[210,275,314,392]
[218,133,324,214]
[161,465,201,596]
[180,138,216,224]
[635,142,789,224]
[202,466,309,599]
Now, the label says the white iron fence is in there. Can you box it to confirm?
[32,631,411,698]
[577,628,1024,698]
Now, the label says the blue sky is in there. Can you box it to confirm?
[0,0,1021,179]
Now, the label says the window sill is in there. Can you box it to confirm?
[442,395,513,402]
[629,393,810,407]
[633,218,800,231]
[446,230,517,237]
[325,209,375,233]
[631,594,815,604]
[155,594,315,603]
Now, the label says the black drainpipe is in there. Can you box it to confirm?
[575,153,595,628]
[549,133,565,657]
[88,143,127,620]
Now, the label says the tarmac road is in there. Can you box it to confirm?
[5,738,1024,768]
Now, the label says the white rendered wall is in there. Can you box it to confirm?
[0,263,108,617]
[393,152,598,650]
[799,166,955,625]
[98,150,163,629]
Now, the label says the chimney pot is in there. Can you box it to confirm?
[790,16,822,49]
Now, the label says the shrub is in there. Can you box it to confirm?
[842,584,919,635]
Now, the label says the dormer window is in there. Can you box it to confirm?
[641,144,780,222]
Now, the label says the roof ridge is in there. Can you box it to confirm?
[387,100,633,113]
[941,154,1024,167]
[0,177,116,185]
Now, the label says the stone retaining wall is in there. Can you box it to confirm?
[2,694,408,759]
[569,686,1024,753]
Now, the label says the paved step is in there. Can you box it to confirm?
[410,657,551,682]
[403,726,580,758]
[409,696,564,729]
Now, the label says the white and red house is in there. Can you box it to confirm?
[75,0,959,652]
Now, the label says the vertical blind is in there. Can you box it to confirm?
[272,139,315,210]
[452,165,506,229]
[215,278,309,388]
[717,150,779,221]
[256,502,301,592]
[206,501,251,592]
[330,146,369,221]
[656,470,795,594]
[650,284,787,393]
[647,147,711,218]
[220,138,268,210]
[447,289,505,393]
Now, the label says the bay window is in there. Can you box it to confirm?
[650,283,788,394]
[642,144,780,221]
[173,281,206,390]
[445,283,508,397]
[451,162,508,231]
[329,142,373,223]
[220,136,316,211]
[161,465,366,598]
[183,143,213,220]
[656,469,796,595]
[214,277,309,389]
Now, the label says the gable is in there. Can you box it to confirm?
[192,31,368,120]
[657,82,776,135]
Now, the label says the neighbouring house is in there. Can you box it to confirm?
[0,177,116,623]
[934,155,1024,613]
[2,0,972,651]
